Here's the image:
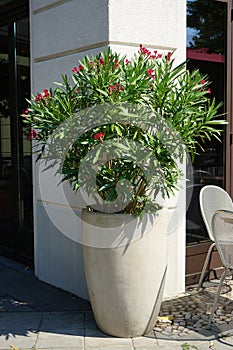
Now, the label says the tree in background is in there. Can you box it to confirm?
[187,0,225,54]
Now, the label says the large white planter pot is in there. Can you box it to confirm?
[82,209,169,338]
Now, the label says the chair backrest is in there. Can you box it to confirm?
[211,210,233,268]
[187,184,206,237]
[199,185,233,241]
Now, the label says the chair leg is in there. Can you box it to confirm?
[198,242,216,290]
[207,269,227,329]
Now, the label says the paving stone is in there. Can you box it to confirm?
[36,330,84,348]
[40,311,84,331]
[0,331,37,349]
[132,336,157,348]
[84,312,98,329]
[161,331,173,336]
[85,347,133,350]
[4,259,233,349]
[212,338,233,349]
[154,280,233,339]
[0,260,90,313]
[0,312,42,332]
[134,346,172,350]
[85,336,133,348]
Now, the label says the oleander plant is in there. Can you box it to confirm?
[22,45,225,216]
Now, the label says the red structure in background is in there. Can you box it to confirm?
[187,48,224,63]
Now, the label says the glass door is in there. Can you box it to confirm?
[186,0,231,284]
[0,24,15,253]
[0,0,33,265]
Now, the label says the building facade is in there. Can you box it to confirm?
[0,0,231,299]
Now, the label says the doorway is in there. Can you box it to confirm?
[0,0,33,265]
[186,0,231,284]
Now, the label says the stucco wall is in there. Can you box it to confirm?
[30,0,186,299]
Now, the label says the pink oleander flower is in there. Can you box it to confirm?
[113,59,118,68]
[24,109,29,114]
[108,83,124,93]
[72,64,84,73]
[28,129,38,140]
[99,58,104,65]
[147,68,155,79]
[167,52,172,61]
[43,89,50,98]
[139,44,151,56]
[35,93,43,102]
[116,83,124,91]
[94,131,105,142]
[125,59,130,64]
[200,80,211,94]
[109,85,115,91]
[147,69,154,78]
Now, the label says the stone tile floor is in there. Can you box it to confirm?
[1,255,233,349]
[155,278,233,339]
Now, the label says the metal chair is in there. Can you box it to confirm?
[207,209,233,329]
[198,185,233,289]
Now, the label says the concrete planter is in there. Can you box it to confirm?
[82,209,169,338]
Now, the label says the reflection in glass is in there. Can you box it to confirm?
[187,0,225,54]
[0,24,15,249]
[186,0,226,245]
[0,14,32,262]
[16,17,33,257]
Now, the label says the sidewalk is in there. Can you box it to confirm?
[0,257,233,350]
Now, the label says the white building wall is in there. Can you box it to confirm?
[30,0,186,299]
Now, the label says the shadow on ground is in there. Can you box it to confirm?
[0,259,90,341]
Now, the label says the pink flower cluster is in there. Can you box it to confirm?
[167,52,171,61]
[93,131,104,142]
[35,89,50,102]
[28,129,37,140]
[147,68,155,79]
[140,44,171,61]
[109,83,124,93]
[72,64,84,73]
[113,59,118,69]
[201,79,211,94]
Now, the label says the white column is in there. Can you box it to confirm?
[30,0,186,299]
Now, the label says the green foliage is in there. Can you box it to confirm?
[181,343,198,350]
[22,46,225,216]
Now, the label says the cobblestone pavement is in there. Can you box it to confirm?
[154,278,233,339]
